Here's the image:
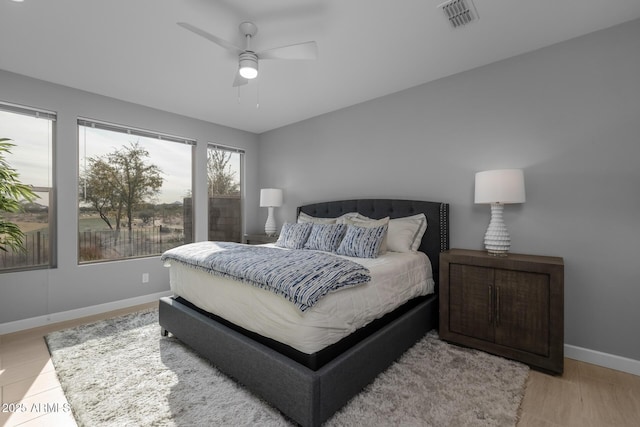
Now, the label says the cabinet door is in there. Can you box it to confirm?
[494,269,550,356]
[449,264,495,342]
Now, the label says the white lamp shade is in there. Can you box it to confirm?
[474,169,526,204]
[260,188,283,207]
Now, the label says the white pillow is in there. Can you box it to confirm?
[387,213,427,252]
[298,211,369,225]
[340,216,389,254]
[335,212,370,224]
[297,211,336,224]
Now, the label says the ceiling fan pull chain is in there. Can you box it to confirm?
[256,79,260,109]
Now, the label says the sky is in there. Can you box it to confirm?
[2,110,242,206]
[78,125,193,204]
[0,110,52,189]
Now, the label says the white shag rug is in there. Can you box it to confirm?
[46,309,529,426]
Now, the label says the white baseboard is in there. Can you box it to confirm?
[565,344,640,377]
[0,290,172,335]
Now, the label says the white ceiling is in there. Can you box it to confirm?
[2,0,640,134]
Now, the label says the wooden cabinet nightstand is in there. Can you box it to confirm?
[243,234,278,245]
[439,249,564,374]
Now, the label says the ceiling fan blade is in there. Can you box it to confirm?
[258,41,318,60]
[177,22,243,54]
[232,72,249,87]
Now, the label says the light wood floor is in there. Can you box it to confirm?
[1,303,639,427]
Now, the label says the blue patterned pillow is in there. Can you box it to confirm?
[304,223,347,252]
[336,224,388,258]
[275,222,313,249]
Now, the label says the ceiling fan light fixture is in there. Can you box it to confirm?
[178,21,317,87]
[239,52,258,79]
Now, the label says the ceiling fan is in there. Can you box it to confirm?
[177,21,318,87]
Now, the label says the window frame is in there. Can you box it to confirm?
[77,117,195,264]
[0,101,57,273]
[206,143,245,243]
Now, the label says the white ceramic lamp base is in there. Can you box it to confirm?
[483,203,511,255]
[264,206,277,236]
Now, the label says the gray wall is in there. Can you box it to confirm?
[0,69,259,323]
[257,19,640,361]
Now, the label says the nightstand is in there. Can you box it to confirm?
[243,234,278,245]
[439,249,564,374]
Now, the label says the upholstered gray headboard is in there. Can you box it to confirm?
[297,199,449,288]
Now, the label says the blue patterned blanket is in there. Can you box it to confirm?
[161,242,370,312]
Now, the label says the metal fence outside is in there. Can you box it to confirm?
[0,227,186,270]
[78,226,185,263]
[0,231,50,270]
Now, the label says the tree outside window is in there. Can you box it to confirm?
[206,145,243,242]
[78,120,193,263]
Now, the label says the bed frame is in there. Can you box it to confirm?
[159,199,449,426]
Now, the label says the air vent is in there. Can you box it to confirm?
[439,0,479,28]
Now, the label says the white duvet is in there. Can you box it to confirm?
[166,244,434,354]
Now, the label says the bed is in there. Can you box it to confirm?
[159,199,449,426]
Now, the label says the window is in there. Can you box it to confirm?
[78,119,194,263]
[0,102,56,272]
[206,144,243,242]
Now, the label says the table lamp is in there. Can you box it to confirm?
[474,169,525,255]
[260,188,283,236]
